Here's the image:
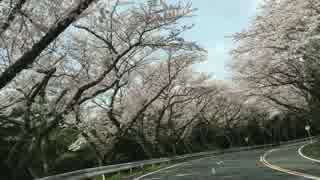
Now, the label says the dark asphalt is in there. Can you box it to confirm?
[137,144,320,180]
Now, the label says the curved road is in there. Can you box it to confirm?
[136,143,320,180]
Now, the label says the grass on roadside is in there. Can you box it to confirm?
[302,141,320,160]
[93,163,169,180]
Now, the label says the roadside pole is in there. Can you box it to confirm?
[245,137,249,150]
[305,125,312,143]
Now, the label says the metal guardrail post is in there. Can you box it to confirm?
[117,170,121,178]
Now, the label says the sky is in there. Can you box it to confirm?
[182,0,261,80]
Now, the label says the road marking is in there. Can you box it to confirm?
[260,148,320,179]
[161,170,173,173]
[298,142,320,163]
[134,162,187,180]
[211,168,216,175]
[216,160,224,165]
[175,173,193,177]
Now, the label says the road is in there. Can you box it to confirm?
[136,143,320,180]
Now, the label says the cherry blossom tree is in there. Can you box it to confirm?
[0,0,203,179]
[0,0,98,89]
[77,49,208,160]
[231,0,320,116]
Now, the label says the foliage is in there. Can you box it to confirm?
[0,0,317,180]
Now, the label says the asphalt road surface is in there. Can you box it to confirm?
[136,143,320,180]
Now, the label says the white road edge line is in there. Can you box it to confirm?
[260,148,320,180]
[298,142,320,163]
[134,162,187,180]
[135,151,221,180]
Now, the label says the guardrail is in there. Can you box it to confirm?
[37,136,316,180]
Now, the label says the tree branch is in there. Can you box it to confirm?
[0,0,96,90]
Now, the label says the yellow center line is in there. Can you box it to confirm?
[260,148,320,180]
